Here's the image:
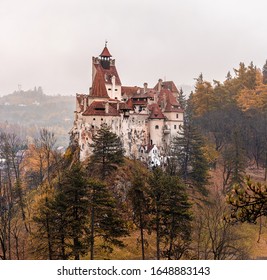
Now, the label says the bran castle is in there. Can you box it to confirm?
[70,44,184,166]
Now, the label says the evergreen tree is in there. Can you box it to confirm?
[88,179,129,259]
[90,123,124,180]
[148,168,192,259]
[32,164,90,260]
[32,187,57,260]
[171,124,209,195]
[128,164,150,259]
[228,178,267,223]
[178,87,186,110]
[54,164,90,260]
[148,167,165,260]
[225,71,232,81]
[161,175,192,260]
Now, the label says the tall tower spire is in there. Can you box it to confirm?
[99,42,112,69]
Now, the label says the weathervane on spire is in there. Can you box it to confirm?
[105,40,108,47]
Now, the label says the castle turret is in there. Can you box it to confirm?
[99,42,112,69]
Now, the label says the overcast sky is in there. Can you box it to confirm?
[1,0,267,96]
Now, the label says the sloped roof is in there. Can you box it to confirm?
[126,98,134,110]
[94,63,121,86]
[148,104,165,119]
[158,89,183,113]
[89,69,109,98]
[121,86,141,97]
[100,46,112,57]
[82,101,120,116]
[119,102,131,110]
[154,80,179,92]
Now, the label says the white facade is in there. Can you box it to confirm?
[71,46,184,165]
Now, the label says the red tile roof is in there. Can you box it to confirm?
[146,144,156,153]
[158,89,183,112]
[126,98,134,110]
[132,100,147,105]
[96,64,121,86]
[148,104,165,119]
[154,80,179,92]
[100,46,112,57]
[121,86,140,97]
[82,101,120,116]
[119,102,131,110]
[89,68,109,98]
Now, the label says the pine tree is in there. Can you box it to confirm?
[32,187,57,259]
[55,164,90,260]
[128,164,150,259]
[148,168,192,259]
[228,178,267,224]
[171,124,209,195]
[161,175,192,260]
[32,164,90,260]
[90,123,124,180]
[178,87,186,110]
[87,179,129,259]
[148,167,165,260]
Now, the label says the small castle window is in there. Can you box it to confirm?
[176,114,179,119]
[174,125,177,129]
[155,125,159,129]
[93,118,95,121]
[101,118,103,121]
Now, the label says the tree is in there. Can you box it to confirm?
[171,124,209,195]
[148,168,192,259]
[263,60,267,85]
[191,78,215,117]
[87,179,129,259]
[54,164,90,260]
[178,87,186,110]
[228,177,267,223]
[32,164,90,260]
[31,188,56,260]
[0,131,28,259]
[128,163,150,259]
[161,175,192,259]
[192,192,249,260]
[90,123,124,180]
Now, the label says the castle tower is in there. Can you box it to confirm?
[99,42,112,69]
[91,43,122,100]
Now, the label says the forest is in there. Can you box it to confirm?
[0,61,267,260]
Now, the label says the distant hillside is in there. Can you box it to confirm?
[0,87,75,147]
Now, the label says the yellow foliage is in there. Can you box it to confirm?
[237,71,267,111]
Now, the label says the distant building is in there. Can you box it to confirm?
[70,44,184,164]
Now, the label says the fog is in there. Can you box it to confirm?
[1,0,267,96]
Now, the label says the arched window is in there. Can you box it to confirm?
[155,125,159,129]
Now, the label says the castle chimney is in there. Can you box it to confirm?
[163,94,166,110]
[158,79,163,92]
[84,97,87,111]
[144,82,148,93]
[105,102,109,114]
[111,75,116,99]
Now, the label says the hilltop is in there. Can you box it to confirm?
[0,87,75,146]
